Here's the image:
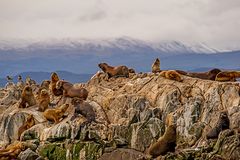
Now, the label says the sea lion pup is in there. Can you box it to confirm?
[56,80,88,100]
[187,68,221,80]
[98,62,129,78]
[18,114,35,140]
[19,86,36,108]
[206,111,230,139]
[37,89,50,112]
[147,124,176,158]
[159,70,183,82]
[215,71,240,82]
[43,103,69,124]
[152,58,161,73]
[50,72,63,96]
[0,142,25,159]
[71,98,96,123]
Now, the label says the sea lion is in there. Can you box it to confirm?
[98,62,129,78]
[43,104,69,124]
[187,68,221,80]
[215,71,240,82]
[37,89,50,112]
[0,142,25,159]
[56,80,88,100]
[18,114,35,140]
[71,98,96,123]
[152,58,161,73]
[19,86,36,108]
[159,70,183,82]
[206,111,230,139]
[50,72,63,96]
[147,125,176,157]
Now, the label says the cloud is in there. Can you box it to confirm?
[0,0,240,49]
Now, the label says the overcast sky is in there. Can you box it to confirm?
[0,0,240,50]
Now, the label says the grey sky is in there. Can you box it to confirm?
[0,0,240,50]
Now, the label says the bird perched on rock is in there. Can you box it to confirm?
[6,76,13,82]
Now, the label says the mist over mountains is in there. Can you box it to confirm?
[0,37,239,84]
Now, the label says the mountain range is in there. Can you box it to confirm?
[0,37,239,80]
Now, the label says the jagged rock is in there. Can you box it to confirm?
[98,148,147,160]
[18,148,39,160]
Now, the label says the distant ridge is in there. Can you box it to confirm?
[0,71,93,87]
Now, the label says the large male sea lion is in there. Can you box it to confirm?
[98,62,129,78]
[71,98,96,123]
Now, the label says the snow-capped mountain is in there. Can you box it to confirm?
[0,37,222,55]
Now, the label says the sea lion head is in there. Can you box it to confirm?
[219,111,228,119]
[56,80,64,90]
[98,63,108,72]
[208,68,221,75]
[40,89,49,96]
[51,72,59,81]
[24,86,33,94]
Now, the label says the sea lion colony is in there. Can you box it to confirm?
[2,58,240,158]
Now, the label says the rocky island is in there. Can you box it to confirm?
[0,71,239,160]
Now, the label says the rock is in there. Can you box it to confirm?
[18,148,39,160]
[1,73,240,159]
[98,148,147,160]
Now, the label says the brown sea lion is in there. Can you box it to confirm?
[50,72,63,96]
[56,80,88,100]
[152,58,161,73]
[71,98,96,123]
[147,125,176,158]
[187,68,221,80]
[37,89,50,112]
[19,86,36,108]
[159,70,183,82]
[206,111,230,139]
[43,104,69,124]
[0,142,25,159]
[215,71,240,82]
[18,114,35,140]
[98,62,129,78]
